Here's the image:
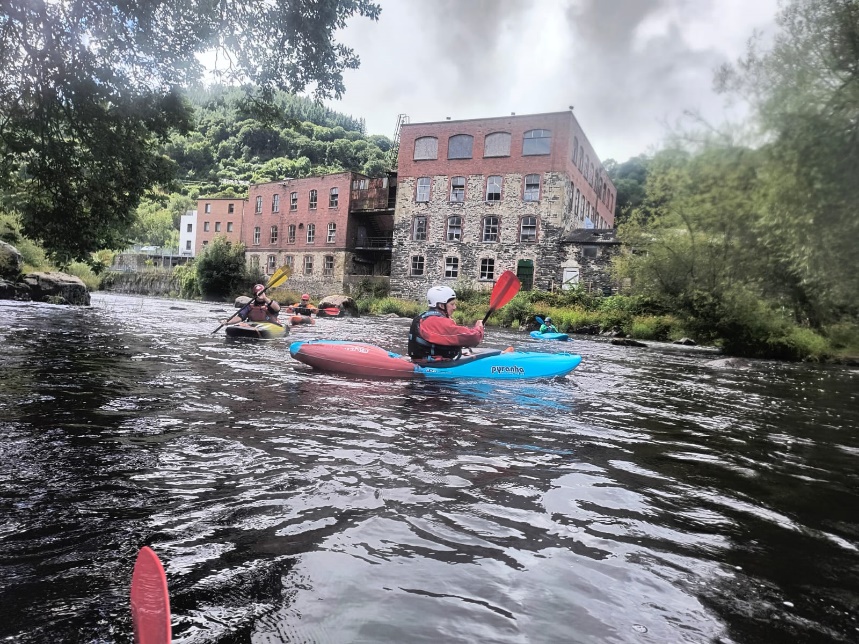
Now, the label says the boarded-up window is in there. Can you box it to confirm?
[582,245,599,258]
[448,134,473,159]
[484,132,511,157]
[414,137,438,160]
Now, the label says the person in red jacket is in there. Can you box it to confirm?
[408,285,484,360]
[226,283,281,325]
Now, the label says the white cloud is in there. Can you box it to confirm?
[327,0,780,162]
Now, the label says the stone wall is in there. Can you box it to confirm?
[100,271,180,296]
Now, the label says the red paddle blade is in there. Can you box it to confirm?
[489,270,521,310]
[131,546,171,644]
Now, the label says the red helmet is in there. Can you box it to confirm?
[252,284,265,295]
[301,293,310,301]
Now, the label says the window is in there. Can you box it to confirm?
[255,196,262,214]
[253,227,261,245]
[290,192,298,211]
[203,222,210,232]
[484,132,511,157]
[411,255,425,276]
[186,223,192,232]
[579,146,584,168]
[287,224,296,243]
[272,194,280,213]
[574,188,581,219]
[215,222,221,232]
[482,216,499,242]
[303,255,313,275]
[486,176,502,202]
[413,216,427,241]
[520,216,537,243]
[250,254,258,270]
[285,255,294,269]
[352,178,369,190]
[414,136,438,160]
[306,223,315,243]
[572,137,579,165]
[185,240,191,250]
[523,129,551,155]
[267,255,277,272]
[204,203,211,213]
[416,177,431,202]
[450,176,465,202]
[323,255,334,276]
[228,203,235,214]
[524,174,540,201]
[227,222,233,232]
[480,258,495,280]
[582,245,598,258]
[202,240,209,246]
[327,222,336,243]
[445,256,459,278]
[270,226,278,244]
[448,134,473,159]
[329,187,338,207]
[446,216,462,242]
[309,189,317,209]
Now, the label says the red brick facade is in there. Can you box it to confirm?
[195,198,246,256]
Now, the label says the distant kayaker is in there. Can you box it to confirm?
[408,286,484,361]
[227,283,281,325]
[540,317,558,333]
[290,293,317,316]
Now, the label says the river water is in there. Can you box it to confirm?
[0,293,856,643]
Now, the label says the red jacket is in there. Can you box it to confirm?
[418,313,484,348]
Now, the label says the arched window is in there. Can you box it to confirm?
[414,136,438,160]
[448,134,474,159]
[572,137,579,165]
[484,132,511,157]
[523,129,551,155]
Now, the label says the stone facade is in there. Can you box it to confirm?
[561,229,622,293]
[389,111,617,298]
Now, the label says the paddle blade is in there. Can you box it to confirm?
[266,265,293,290]
[131,546,171,644]
[483,270,521,323]
[535,316,544,324]
[319,307,342,316]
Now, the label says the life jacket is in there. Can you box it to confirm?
[408,310,461,360]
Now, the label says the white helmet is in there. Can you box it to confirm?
[427,285,456,307]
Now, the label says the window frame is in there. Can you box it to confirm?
[306,223,316,243]
[524,174,540,202]
[520,216,537,243]
[446,215,462,242]
[270,225,278,245]
[486,176,502,202]
[290,192,298,211]
[523,129,552,156]
[253,226,261,245]
[255,196,263,214]
[327,222,336,243]
[480,258,495,281]
[309,189,318,209]
[482,216,499,242]
[287,224,296,244]
[323,255,334,276]
[303,255,313,275]
[410,255,425,276]
[272,193,280,213]
[416,177,431,203]
[447,134,474,159]
[413,216,427,241]
[444,256,459,278]
[450,176,465,202]
[329,187,339,208]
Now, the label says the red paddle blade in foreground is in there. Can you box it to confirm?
[131,546,171,644]
[483,270,521,323]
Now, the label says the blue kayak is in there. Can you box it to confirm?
[289,340,582,380]
[530,330,569,341]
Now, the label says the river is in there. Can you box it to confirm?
[0,293,856,643]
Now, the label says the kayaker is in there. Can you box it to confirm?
[290,293,317,316]
[540,317,558,333]
[227,284,281,325]
[408,286,484,361]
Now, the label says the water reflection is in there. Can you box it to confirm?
[0,295,856,643]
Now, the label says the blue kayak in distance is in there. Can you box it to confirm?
[530,330,569,341]
[289,340,582,380]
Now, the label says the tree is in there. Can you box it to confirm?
[195,237,251,298]
[715,0,859,326]
[0,0,381,265]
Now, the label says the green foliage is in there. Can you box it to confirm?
[195,237,249,298]
[1,1,381,263]
[629,315,679,341]
[63,262,100,291]
[172,262,200,299]
[368,297,421,318]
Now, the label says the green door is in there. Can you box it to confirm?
[516,260,534,290]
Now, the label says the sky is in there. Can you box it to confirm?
[326,0,781,164]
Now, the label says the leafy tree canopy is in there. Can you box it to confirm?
[0,0,381,265]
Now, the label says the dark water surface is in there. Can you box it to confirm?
[0,294,856,643]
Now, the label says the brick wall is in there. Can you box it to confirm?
[195,198,245,255]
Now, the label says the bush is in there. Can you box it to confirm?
[629,315,678,341]
[195,237,249,298]
[64,262,100,291]
[368,297,421,318]
[172,263,200,299]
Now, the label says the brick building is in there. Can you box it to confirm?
[389,111,617,299]
[243,172,394,295]
[195,197,246,255]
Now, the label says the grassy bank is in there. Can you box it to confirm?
[352,289,859,364]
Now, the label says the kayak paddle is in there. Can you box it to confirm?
[482,270,521,324]
[317,307,343,316]
[131,546,171,644]
[211,265,292,334]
